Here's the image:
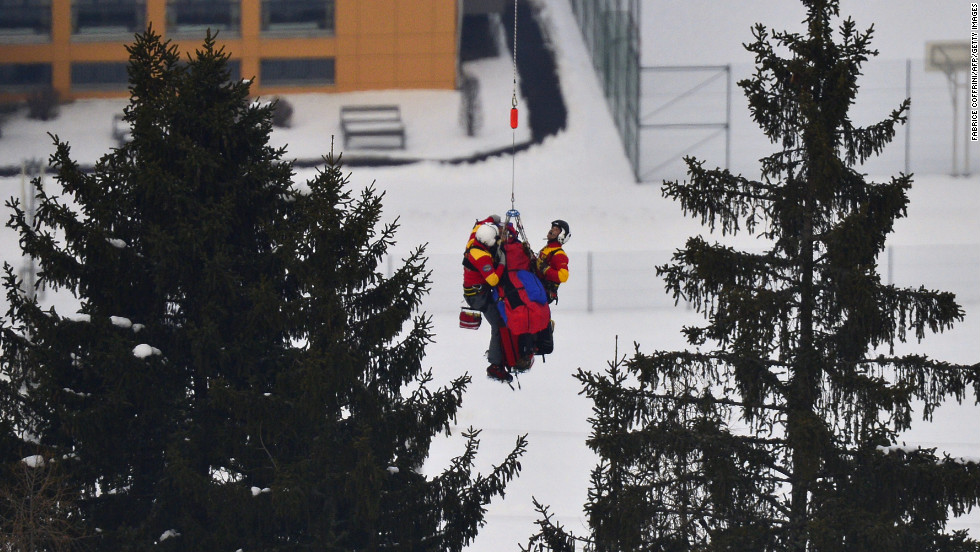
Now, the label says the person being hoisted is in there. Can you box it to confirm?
[535,219,570,304]
[461,216,512,382]
[492,224,552,380]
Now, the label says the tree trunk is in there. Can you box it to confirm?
[788,180,817,552]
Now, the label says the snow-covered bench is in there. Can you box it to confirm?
[340,105,406,150]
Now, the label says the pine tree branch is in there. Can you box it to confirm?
[874,284,963,344]
[629,389,787,416]
[521,498,581,552]
[577,2,980,549]
[841,102,909,166]
[853,354,980,422]
[663,158,780,237]
[435,431,528,552]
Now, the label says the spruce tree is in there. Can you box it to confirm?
[0,28,524,551]
[531,1,980,550]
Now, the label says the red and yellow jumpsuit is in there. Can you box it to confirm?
[536,239,569,303]
[463,217,506,366]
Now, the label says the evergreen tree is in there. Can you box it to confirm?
[0,28,524,551]
[531,1,980,550]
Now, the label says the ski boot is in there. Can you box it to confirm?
[512,354,535,374]
[486,364,514,383]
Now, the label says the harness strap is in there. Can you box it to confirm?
[462,244,492,272]
[541,246,562,265]
[497,271,526,309]
[462,250,478,272]
[537,245,563,275]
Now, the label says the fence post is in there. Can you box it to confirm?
[726,63,732,171]
[887,245,894,286]
[587,251,594,313]
[905,58,911,175]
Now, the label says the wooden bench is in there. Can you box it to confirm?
[340,105,406,149]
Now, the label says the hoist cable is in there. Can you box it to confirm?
[500,0,529,254]
[510,0,518,211]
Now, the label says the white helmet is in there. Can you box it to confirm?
[475,222,499,247]
[550,219,571,244]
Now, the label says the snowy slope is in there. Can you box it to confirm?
[0,1,977,550]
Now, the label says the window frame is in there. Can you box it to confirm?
[259,57,335,87]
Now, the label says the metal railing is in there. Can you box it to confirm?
[567,0,640,179]
[638,65,731,182]
[648,59,980,182]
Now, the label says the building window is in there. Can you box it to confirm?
[260,58,334,86]
[167,0,240,37]
[0,0,52,41]
[0,62,52,89]
[260,0,334,35]
[225,60,241,82]
[71,61,129,90]
[72,0,146,37]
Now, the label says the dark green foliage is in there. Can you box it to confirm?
[521,498,578,552]
[0,27,523,551]
[530,1,980,551]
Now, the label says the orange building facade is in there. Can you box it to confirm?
[0,0,462,101]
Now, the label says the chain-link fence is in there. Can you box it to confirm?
[642,59,980,182]
[567,0,980,182]
[567,0,641,176]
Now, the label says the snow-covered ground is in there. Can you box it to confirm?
[1,1,977,550]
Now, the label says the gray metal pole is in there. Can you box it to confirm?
[905,58,911,175]
[636,0,641,181]
[726,64,732,171]
[587,251,594,313]
[951,71,959,176]
[887,245,893,286]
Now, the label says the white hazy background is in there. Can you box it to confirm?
[1,1,977,550]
